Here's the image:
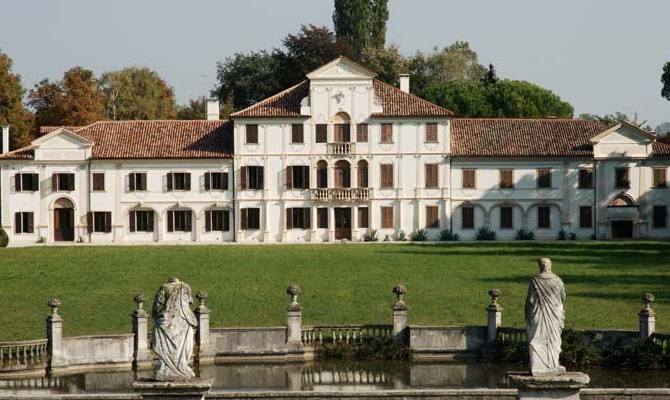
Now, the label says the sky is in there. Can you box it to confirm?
[1,0,669,127]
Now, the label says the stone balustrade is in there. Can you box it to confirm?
[310,188,372,201]
[326,142,356,156]
[0,339,48,374]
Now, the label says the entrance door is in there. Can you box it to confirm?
[611,221,633,239]
[334,208,352,240]
[54,208,75,241]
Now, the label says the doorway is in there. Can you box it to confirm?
[54,198,75,241]
[611,221,633,239]
[334,208,352,240]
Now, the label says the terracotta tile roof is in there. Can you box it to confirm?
[39,126,86,135]
[231,79,453,119]
[653,136,670,157]
[0,146,36,160]
[1,120,233,160]
[451,118,606,158]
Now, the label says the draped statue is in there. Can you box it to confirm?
[525,258,566,376]
[151,277,198,381]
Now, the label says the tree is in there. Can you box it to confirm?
[28,67,104,128]
[333,0,388,55]
[482,64,499,85]
[211,51,281,110]
[370,0,389,50]
[662,61,670,101]
[655,122,670,136]
[177,97,207,120]
[423,80,492,117]
[99,67,177,120]
[360,45,408,86]
[579,112,650,130]
[0,51,34,149]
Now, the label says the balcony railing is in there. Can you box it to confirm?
[327,142,356,156]
[310,188,371,201]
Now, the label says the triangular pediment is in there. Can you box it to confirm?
[590,121,656,144]
[32,128,93,149]
[306,56,377,80]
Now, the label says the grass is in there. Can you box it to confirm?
[0,241,668,341]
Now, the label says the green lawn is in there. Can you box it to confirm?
[1,241,668,341]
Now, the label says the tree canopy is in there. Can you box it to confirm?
[579,112,651,130]
[333,0,388,56]
[662,61,670,102]
[0,51,34,149]
[99,67,177,120]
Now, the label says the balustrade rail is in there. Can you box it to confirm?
[327,142,356,155]
[495,327,527,345]
[0,339,48,372]
[310,188,371,201]
[302,324,393,346]
[301,366,393,386]
[650,333,669,353]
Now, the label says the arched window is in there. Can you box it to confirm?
[357,160,369,188]
[317,160,328,189]
[335,160,351,188]
[333,112,351,143]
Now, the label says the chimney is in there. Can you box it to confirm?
[399,74,410,93]
[1,126,9,154]
[206,100,220,121]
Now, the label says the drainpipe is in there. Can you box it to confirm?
[593,160,598,239]
[231,156,236,243]
[87,159,92,243]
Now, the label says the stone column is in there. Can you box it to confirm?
[392,284,408,342]
[132,294,152,370]
[194,291,215,365]
[46,298,66,373]
[639,292,656,339]
[286,285,303,348]
[486,289,503,344]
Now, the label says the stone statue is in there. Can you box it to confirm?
[525,258,566,376]
[151,277,198,381]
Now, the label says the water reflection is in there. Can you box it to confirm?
[1,361,668,395]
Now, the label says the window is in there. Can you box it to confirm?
[92,173,105,191]
[87,211,112,233]
[425,123,438,143]
[579,206,592,229]
[167,172,191,191]
[500,206,513,229]
[334,124,350,142]
[317,208,328,228]
[462,169,476,189]
[578,168,593,189]
[357,161,368,188]
[128,172,147,191]
[167,210,192,232]
[246,124,258,144]
[653,206,667,228]
[129,210,154,232]
[380,164,394,188]
[315,124,327,143]
[499,170,514,189]
[615,167,630,189]
[537,206,551,229]
[653,168,667,188]
[381,206,394,229]
[291,124,304,144]
[205,172,228,191]
[52,173,75,191]
[14,173,39,192]
[358,207,369,228]
[425,164,438,188]
[286,208,311,229]
[316,161,328,188]
[426,206,439,228]
[462,206,474,229]
[380,123,393,143]
[241,208,260,230]
[356,124,368,143]
[537,169,552,189]
[287,166,310,190]
[14,212,34,234]
[240,166,264,190]
[205,209,230,232]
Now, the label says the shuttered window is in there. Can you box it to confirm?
[462,206,474,229]
[14,173,39,191]
[425,206,439,228]
[615,168,630,189]
[358,207,369,228]
[653,168,667,188]
[316,163,328,188]
[380,124,393,143]
[499,170,514,189]
[287,166,310,190]
[291,124,304,143]
[653,206,668,228]
[92,173,105,191]
[240,166,264,190]
[128,172,147,191]
[246,124,258,144]
[500,206,513,229]
[537,206,551,229]
[381,206,394,229]
[315,124,327,143]
[167,210,192,232]
[579,206,592,228]
[205,209,230,232]
[166,172,191,191]
[425,164,438,188]
[52,173,75,191]
[462,169,476,189]
[87,211,112,233]
[129,210,154,232]
[380,164,394,188]
[425,123,438,143]
[358,164,368,188]
[241,208,260,230]
[14,212,34,234]
[578,168,593,189]
[205,172,228,191]
[537,169,552,189]
[356,124,368,143]
[286,208,311,229]
[317,208,328,228]
[334,124,350,142]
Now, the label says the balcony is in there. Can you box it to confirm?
[327,142,356,156]
[310,188,371,201]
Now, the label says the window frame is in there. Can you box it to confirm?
[499,169,514,189]
[129,210,154,233]
[240,166,264,190]
[381,206,394,229]
[205,171,228,191]
[128,172,148,192]
[579,206,592,229]
[92,172,105,192]
[14,173,39,192]
[317,207,328,229]
[500,206,513,229]
[537,168,552,189]
[245,124,259,144]
[652,168,667,188]
[537,206,551,229]
[88,211,112,233]
[461,206,474,230]
[425,123,438,143]
[358,207,369,229]
[205,209,230,232]
[241,207,261,230]
[286,207,311,230]
[380,123,393,144]
[315,124,327,143]
[287,165,310,190]
[14,211,34,234]
[462,169,476,189]
[53,172,75,192]
[578,168,593,189]
[425,205,439,229]
[356,123,368,143]
[166,172,191,191]
[615,167,630,189]
[167,209,192,232]
[380,164,394,188]
[652,205,667,228]
[425,163,439,189]
[291,124,304,144]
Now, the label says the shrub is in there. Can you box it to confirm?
[410,229,428,242]
[383,234,390,242]
[560,329,602,369]
[439,229,460,241]
[318,336,410,361]
[475,226,496,241]
[395,230,407,241]
[0,228,7,247]
[363,229,378,242]
[557,229,567,240]
[568,232,577,240]
[602,337,667,370]
[515,229,535,240]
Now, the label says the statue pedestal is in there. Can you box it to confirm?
[132,379,212,400]
[507,372,590,400]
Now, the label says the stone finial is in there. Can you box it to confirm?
[392,284,408,311]
[487,288,502,311]
[133,294,147,317]
[48,298,62,316]
[196,290,208,307]
[640,292,656,316]
[286,285,301,312]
